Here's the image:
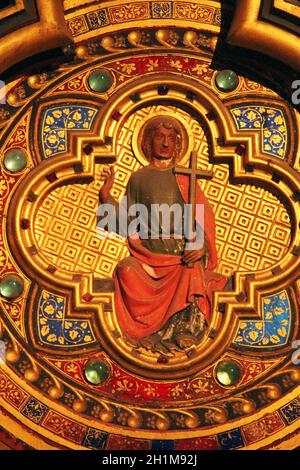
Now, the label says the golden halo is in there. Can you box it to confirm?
[131,112,193,166]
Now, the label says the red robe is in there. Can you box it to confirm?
[113,172,227,339]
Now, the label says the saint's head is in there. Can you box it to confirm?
[141,116,183,163]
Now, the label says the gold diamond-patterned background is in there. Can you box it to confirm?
[34,104,291,278]
[34,171,129,278]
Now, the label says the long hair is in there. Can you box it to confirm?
[141,116,183,161]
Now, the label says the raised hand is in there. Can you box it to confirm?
[99,165,115,203]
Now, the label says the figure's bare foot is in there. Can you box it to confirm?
[176,333,197,349]
[139,333,161,350]
[162,340,181,353]
[152,341,173,356]
[123,335,140,348]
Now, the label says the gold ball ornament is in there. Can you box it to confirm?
[155,29,168,42]
[48,386,64,400]
[24,368,40,383]
[6,93,18,106]
[6,348,20,363]
[128,31,142,43]
[290,369,300,383]
[267,384,281,400]
[128,414,143,429]
[241,400,256,415]
[73,399,87,413]
[213,409,227,424]
[185,415,199,429]
[27,75,41,89]
[156,417,170,431]
[183,31,198,44]
[210,36,218,51]
[75,46,88,59]
[100,409,115,423]
[101,36,114,50]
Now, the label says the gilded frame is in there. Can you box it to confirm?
[227,0,300,71]
[0,0,72,75]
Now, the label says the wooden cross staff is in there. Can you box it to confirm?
[174,151,213,266]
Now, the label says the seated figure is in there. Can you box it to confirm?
[98,116,228,355]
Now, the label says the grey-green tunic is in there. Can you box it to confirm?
[100,165,187,255]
